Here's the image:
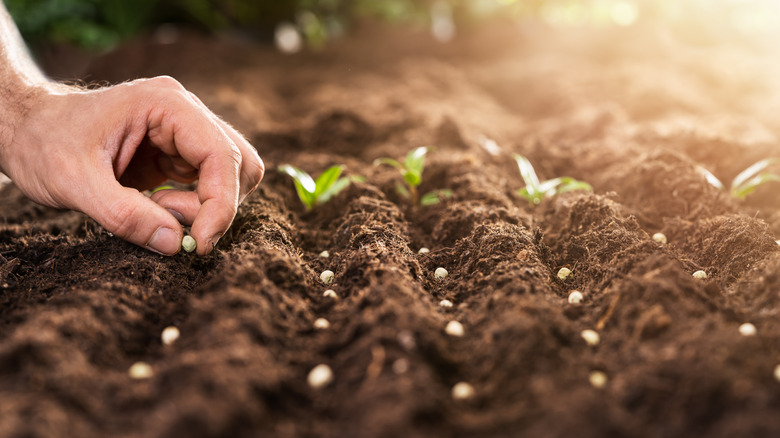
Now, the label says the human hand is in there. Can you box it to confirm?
[0,76,264,256]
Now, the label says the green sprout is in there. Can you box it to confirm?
[374,146,452,206]
[279,164,360,210]
[697,158,780,200]
[514,154,592,206]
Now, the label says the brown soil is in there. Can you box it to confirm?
[3,23,780,438]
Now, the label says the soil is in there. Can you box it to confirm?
[4,21,780,438]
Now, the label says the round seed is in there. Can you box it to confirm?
[445,320,464,337]
[323,289,338,299]
[568,290,584,304]
[319,250,330,258]
[161,326,180,346]
[320,270,335,284]
[692,270,708,279]
[307,364,334,389]
[418,247,431,254]
[452,382,475,400]
[439,299,453,308]
[182,235,196,253]
[581,329,600,346]
[557,267,572,281]
[314,318,330,330]
[589,371,608,388]
[652,233,667,244]
[434,267,448,280]
[739,323,757,337]
[128,362,153,379]
[392,358,409,374]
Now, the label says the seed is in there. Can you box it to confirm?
[439,299,453,308]
[319,250,330,258]
[692,270,708,279]
[445,320,464,337]
[557,267,571,281]
[452,382,475,400]
[652,233,667,244]
[581,329,600,346]
[776,240,780,246]
[320,270,335,284]
[314,318,331,330]
[392,358,409,374]
[418,247,430,254]
[434,267,448,280]
[307,364,334,389]
[323,289,338,299]
[161,326,180,346]
[589,371,608,388]
[182,235,196,253]
[568,290,584,304]
[128,362,153,379]
[738,323,757,336]
[774,364,780,382]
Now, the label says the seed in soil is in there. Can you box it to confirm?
[161,326,180,346]
[439,299,453,308]
[314,318,331,330]
[445,320,465,337]
[452,382,475,401]
[581,329,600,346]
[568,290,584,304]
[128,362,154,379]
[739,323,757,336]
[392,358,409,374]
[418,247,430,254]
[307,364,334,389]
[182,235,196,253]
[692,270,708,279]
[322,289,338,299]
[652,232,667,244]
[319,250,330,258]
[557,267,572,281]
[589,371,608,388]
[320,270,335,284]
[775,364,780,382]
[435,267,449,280]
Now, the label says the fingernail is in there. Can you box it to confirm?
[147,227,180,255]
[166,208,185,223]
[209,233,223,251]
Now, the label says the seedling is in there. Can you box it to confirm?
[279,164,360,210]
[697,158,780,200]
[374,146,453,206]
[514,154,592,206]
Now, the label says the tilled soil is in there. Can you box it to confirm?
[3,23,780,438]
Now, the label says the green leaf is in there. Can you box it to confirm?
[731,158,780,192]
[403,170,422,188]
[404,146,429,175]
[420,189,453,206]
[696,165,725,191]
[395,182,410,198]
[313,165,344,199]
[373,157,404,170]
[279,164,316,209]
[318,177,351,205]
[556,177,593,194]
[731,173,780,199]
[514,154,542,196]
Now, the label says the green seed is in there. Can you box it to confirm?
[182,235,197,253]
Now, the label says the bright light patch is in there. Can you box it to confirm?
[275,22,303,54]
[611,1,639,27]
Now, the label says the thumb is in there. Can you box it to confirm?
[80,180,183,255]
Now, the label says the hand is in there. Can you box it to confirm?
[0,76,264,255]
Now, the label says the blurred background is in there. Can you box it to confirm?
[7,0,780,53]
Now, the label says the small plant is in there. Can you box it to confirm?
[279,164,360,211]
[514,154,592,206]
[374,146,452,206]
[697,158,780,200]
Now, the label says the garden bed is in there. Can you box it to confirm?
[3,23,780,437]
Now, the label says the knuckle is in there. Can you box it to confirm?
[150,75,185,91]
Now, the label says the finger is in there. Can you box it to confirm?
[150,188,200,226]
[80,176,183,255]
[184,92,264,201]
